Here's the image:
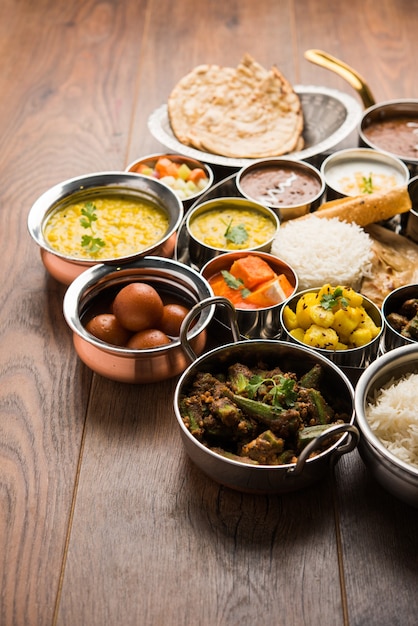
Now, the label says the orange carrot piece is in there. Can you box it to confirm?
[230,256,275,290]
[188,167,207,183]
[155,157,179,178]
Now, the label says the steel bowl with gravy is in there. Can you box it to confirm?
[28,171,184,285]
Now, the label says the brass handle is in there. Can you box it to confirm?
[304,49,376,109]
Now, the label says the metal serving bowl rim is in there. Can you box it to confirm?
[63,256,215,356]
[235,157,326,210]
[27,170,184,264]
[174,338,355,469]
[355,343,418,477]
[359,99,418,165]
[186,196,280,253]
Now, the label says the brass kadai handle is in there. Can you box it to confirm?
[304,49,376,109]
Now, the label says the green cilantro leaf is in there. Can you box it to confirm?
[80,202,105,255]
[320,287,349,310]
[224,220,249,245]
[221,270,252,299]
[361,174,374,194]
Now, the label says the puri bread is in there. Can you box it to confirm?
[167,54,304,159]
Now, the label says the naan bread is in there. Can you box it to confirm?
[167,54,304,159]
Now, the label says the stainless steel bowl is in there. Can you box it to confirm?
[174,321,358,494]
[186,197,280,269]
[236,158,326,221]
[201,251,298,339]
[280,287,384,368]
[63,257,214,384]
[359,100,418,177]
[125,152,214,208]
[320,147,410,201]
[27,171,184,285]
[381,283,418,352]
[355,344,418,507]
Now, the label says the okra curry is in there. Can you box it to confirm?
[179,361,350,465]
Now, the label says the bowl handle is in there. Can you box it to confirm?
[304,49,376,109]
[179,296,241,362]
[288,423,360,478]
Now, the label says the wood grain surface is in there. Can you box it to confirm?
[0,1,417,625]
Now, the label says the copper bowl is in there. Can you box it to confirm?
[201,250,298,339]
[174,308,358,494]
[27,171,183,285]
[62,257,215,384]
[125,152,214,208]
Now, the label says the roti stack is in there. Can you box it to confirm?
[167,54,304,159]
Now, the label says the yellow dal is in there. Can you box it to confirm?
[189,206,276,250]
[44,195,169,259]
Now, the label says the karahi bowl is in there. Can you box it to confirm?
[27,171,184,285]
[125,152,214,208]
[355,343,418,507]
[62,256,214,384]
[173,330,358,495]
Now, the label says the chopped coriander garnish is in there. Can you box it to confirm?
[245,373,297,407]
[221,270,251,298]
[361,174,374,194]
[224,220,249,245]
[80,202,106,254]
[320,287,349,310]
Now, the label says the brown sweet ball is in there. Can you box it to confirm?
[159,303,190,336]
[85,314,132,346]
[126,328,171,349]
[112,282,164,332]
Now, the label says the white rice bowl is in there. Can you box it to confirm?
[366,372,418,468]
[270,215,374,291]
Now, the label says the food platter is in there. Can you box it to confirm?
[148,85,363,168]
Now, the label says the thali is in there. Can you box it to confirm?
[148,85,363,168]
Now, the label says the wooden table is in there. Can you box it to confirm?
[1,0,417,624]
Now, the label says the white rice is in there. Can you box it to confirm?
[365,372,418,468]
[270,215,374,290]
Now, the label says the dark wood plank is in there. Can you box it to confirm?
[335,453,418,626]
[127,0,296,162]
[1,0,418,624]
[0,0,150,624]
[296,0,418,103]
[56,375,345,626]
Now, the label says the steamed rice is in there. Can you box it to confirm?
[270,215,374,290]
[366,372,418,468]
